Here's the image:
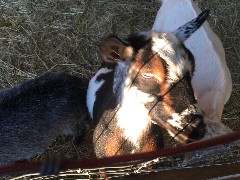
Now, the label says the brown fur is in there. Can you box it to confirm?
[132,50,174,116]
[104,127,124,157]
[101,35,133,63]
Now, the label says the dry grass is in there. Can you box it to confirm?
[0,0,239,165]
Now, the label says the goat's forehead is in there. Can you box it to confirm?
[151,32,182,56]
[150,32,190,64]
[132,32,187,64]
[146,32,192,80]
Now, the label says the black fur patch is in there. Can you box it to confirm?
[126,32,151,52]
[0,72,88,165]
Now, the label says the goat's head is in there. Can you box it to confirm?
[100,11,209,144]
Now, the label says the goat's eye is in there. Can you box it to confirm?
[142,73,154,79]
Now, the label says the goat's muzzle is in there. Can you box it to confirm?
[152,114,206,144]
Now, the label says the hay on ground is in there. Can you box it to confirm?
[0,0,239,172]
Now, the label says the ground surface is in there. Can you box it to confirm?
[0,0,239,163]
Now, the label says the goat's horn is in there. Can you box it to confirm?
[174,10,210,42]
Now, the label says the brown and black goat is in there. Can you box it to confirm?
[87,10,231,158]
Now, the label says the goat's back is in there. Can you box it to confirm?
[0,72,88,165]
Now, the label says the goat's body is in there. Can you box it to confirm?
[152,0,232,121]
[87,64,163,158]
[0,72,88,165]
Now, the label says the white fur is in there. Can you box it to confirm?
[117,86,154,147]
[152,0,232,121]
[167,113,184,130]
[167,104,202,131]
[87,67,112,118]
[203,118,233,139]
[112,62,155,146]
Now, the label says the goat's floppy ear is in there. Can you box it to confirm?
[100,35,134,63]
[174,10,209,42]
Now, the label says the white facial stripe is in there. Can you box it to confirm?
[87,67,112,118]
[110,61,155,146]
[117,86,153,146]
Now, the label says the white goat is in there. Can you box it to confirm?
[152,0,232,123]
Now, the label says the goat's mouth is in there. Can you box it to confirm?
[151,114,206,144]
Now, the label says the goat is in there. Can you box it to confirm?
[86,10,229,158]
[0,72,88,170]
[152,0,232,123]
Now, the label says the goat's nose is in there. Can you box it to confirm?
[187,117,206,142]
[169,115,206,144]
